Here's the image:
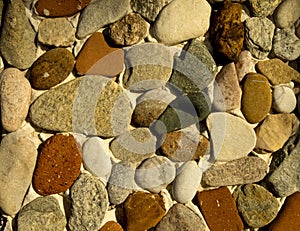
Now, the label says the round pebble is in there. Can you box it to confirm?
[272,86,297,113]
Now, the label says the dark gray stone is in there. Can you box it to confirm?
[131,0,170,21]
[248,0,282,17]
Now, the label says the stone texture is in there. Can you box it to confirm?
[196,187,244,231]
[241,73,272,124]
[0,129,37,215]
[155,203,206,231]
[210,0,244,62]
[152,0,211,45]
[233,184,280,228]
[69,173,108,231]
[0,0,36,69]
[272,86,297,113]
[100,221,124,231]
[274,0,300,29]
[29,48,74,90]
[248,0,282,17]
[235,50,257,81]
[38,18,76,47]
[0,68,31,132]
[29,76,132,137]
[206,112,256,161]
[109,13,148,46]
[244,17,275,60]
[202,157,268,187]
[255,113,299,153]
[17,196,66,231]
[124,191,165,231]
[76,0,131,39]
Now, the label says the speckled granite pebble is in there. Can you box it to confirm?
[248,0,282,17]
[131,0,170,21]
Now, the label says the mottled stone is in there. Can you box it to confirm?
[235,50,257,81]
[272,86,297,113]
[17,196,66,231]
[69,173,108,231]
[131,0,170,21]
[100,221,124,231]
[248,0,282,17]
[274,0,300,28]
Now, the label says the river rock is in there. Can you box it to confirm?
[248,0,282,17]
[235,50,257,81]
[17,196,66,231]
[272,86,297,113]
[274,0,300,28]
[152,0,211,45]
[100,221,124,231]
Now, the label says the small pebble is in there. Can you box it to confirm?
[248,0,282,17]
[99,221,124,231]
[274,0,300,29]
[235,50,257,82]
[272,86,297,113]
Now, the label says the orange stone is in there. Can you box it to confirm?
[99,221,124,231]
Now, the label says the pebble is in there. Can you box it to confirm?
[255,113,299,153]
[99,221,124,231]
[131,0,170,21]
[17,196,66,231]
[37,18,76,47]
[32,134,82,196]
[155,203,206,231]
[235,50,257,82]
[124,191,165,231]
[0,68,31,132]
[196,187,244,231]
[82,137,112,182]
[29,48,74,90]
[75,32,124,76]
[109,13,149,46]
[274,0,300,29]
[0,0,36,69]
[248,0,282,17]
[152,0,211,45]
[69,173,108,231]
[272,86,297,113]
[135,156,176,193]
[206,112,256,162]
[241,73,272,124]
[76,0,131,39]
[172,161,201,203]
[268,192,300,231]
[244,17,275,60]
[0,130,37,215]
[233,184,280,228]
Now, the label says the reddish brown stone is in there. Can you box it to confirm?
[35,0,92,17]
[33,134,82,196]
[196,187,244,231]
[99,221,124,231]
[75,32,124,76]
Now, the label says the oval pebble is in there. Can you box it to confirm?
[272,86,297,113]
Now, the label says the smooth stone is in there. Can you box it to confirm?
[76,0,131,39]
[0,129,37,215]
[75,32,124,76]
[152,0,211,45]
[155,203,206,231]
[233,184,280,228]
[17,196,66,231]
[196,187,244,231]
[244,17,275,60]
[0,0,36,69]
[82,137,112,182]
[235,50,257,82]
[29,76,132,137]
[109,13,149,46]
[241,73,272,124]
[38,18,76,47]
[206,112,256,162]
[0,68,31,132]
[135,156,176,193]
[172,161,201,204]
[99,221,124,231]
[255,113,299,153]
[202,157,268,187]
[272,86,297,113]
[69,173,108,231]
[256,58,300,85]
[248,0,282,17]
[124,191,165,231]
[274,0,300,28]
[29,48,74,90]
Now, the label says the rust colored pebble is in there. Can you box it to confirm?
[33,134,82,196]
[99,221,124,231]
[196,187,244,231]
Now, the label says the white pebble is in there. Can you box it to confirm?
[273,86,296,113]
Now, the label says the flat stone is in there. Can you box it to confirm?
[206,112,256,161]
[124,191,165,231]
[255,113,299,153]
[155,203,206,231]
[233,184,280,228]
[131,0,170,21]
[69,173,108,231]
[0,68,31,132]
[99,221,124,231]
[244,17,275,60]
[0,0,36,69]
[0,129,37,215]
[38,18,76,47]
[76,0,130,39]
[29,48,74,90]
[152,0,211,45]
[241,73,272,124]
[17,196,66,231]
[235,50,257,82]
[196,187,244,231]
[202,157,268,187]
[248,0,282,17]
[274,0,300,29]
[29,76,132,137]
[272,86,297,113]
